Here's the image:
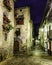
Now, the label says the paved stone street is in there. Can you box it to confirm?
[0,44,52,65]
[0,54,52,65]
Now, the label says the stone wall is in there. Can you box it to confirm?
[0,0,14,60]
[14,7,33,53]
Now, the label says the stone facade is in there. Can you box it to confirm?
[0,0,14,60]
[14,7,33,54]
[0,1,33,61]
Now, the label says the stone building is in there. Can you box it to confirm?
[0,1,33,61]
[14,7,33,55]
[39,0,52,55]
[0,0,14,60]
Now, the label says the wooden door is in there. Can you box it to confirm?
[14,40,19,55]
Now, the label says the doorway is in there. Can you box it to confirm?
[13,28,20,55]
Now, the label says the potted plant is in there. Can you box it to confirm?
[3,0,12,11]
[2,13,13,40]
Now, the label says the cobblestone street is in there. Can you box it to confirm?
[0,44,52,65]
[0,54,52,65]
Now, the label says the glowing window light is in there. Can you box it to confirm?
[27,22,30,38]
[40,28,44,32]
[33,50,41,56]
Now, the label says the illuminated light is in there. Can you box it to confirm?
[27,22,30,38]
[51,26,52,30]
[33,50,41,56]
[40,28,44,32]
[44,37,47,40]
[44,26,47,32]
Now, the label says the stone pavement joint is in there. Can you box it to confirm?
[0,55,52,65]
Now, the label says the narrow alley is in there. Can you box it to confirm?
[0,0,52,65]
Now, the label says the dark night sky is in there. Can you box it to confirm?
[14,0,47,36]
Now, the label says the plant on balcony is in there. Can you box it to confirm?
[3,0,12,11]
[2,13,13,41]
